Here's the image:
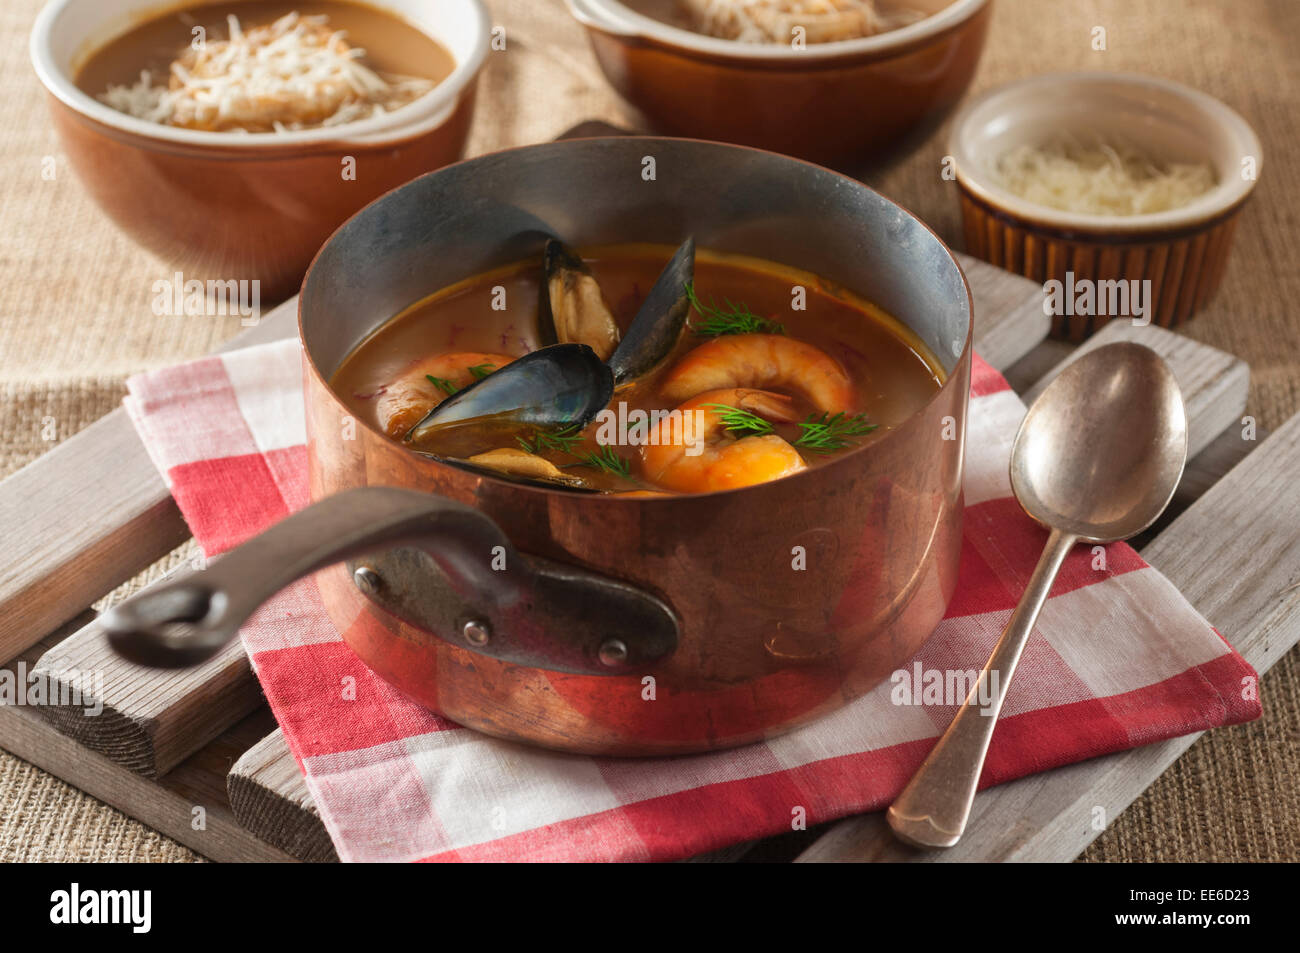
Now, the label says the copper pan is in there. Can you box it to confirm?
[104,138,973,756]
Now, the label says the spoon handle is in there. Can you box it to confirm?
[887,527,1078,849]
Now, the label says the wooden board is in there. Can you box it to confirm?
[33,603,256,778]
[228,730,337,863]
[0,620,292,863]
[0,299,299,664]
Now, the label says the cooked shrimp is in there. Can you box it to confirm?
[641,388,807,493]
[376,352,515,438]
[660,333,854,414]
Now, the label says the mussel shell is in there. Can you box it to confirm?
[536,239,573,350]
[411,451,602,493]
[538,238,620,360]
[404,343,614,447]
[607,236,694,386]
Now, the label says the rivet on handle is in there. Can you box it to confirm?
[462,619,491,646]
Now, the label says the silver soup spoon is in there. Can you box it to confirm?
[887,341,1188,849]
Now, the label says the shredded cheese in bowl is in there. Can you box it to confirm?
[675,0,925,44]
[994,137,1218,217]
[98,12,434,133]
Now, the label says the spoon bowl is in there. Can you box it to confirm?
[1013,342,1189,542]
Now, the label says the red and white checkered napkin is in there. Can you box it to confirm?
[124,338,1260,862]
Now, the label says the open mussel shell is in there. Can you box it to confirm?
[539,239,620,361]
[404,343,614,448]
[607,236,694,387]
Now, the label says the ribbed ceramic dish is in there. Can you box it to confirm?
[949,72,1261,341]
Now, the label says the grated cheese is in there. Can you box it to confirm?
[994,137,1217,216]
[675,0,924,44]
[97,12,435,133]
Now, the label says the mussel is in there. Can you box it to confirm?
[607,236,694,386]
[404,343,614,450]
[411,448,601,492]
[539,239,621,361]
[538,236,695,388]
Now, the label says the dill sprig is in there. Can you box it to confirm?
[467,363,496,380]
[575,445,631,478]
[684,281,785,337]
[425,374,459,396]
[794,412,878,453]
[516,425,585,455]
[701,403,776,437]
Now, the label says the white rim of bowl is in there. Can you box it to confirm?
[566,0,988,61]
[948,71,1264,235]
[29,0,491,149]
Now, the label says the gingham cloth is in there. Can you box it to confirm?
[124,338,1260,862]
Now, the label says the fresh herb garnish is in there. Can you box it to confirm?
[685,281,785,337]
[516,425,585,455]
[575,445,631,477]
[467,363,496,380]
[425,374,458,396]
[701,403,776,437]
[794,412,878,453]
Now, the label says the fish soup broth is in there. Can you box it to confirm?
[333,245,944,494]
[76,1,455,133]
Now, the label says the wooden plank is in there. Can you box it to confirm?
[1020,321,1250,459]
[228,730,337,863]
[0,624,293,863]
[31,570,259,777]
[955,252,1051,373]
[1174,422,1268,509]
[0,300,299,666]
[795,414,1300,863]
[1001,339,1073,396]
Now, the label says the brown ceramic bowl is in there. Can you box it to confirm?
[949,72,1263,341]
[30,0,490,301]
[565,0,990,167]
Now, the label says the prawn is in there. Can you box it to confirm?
[659,333,854,414]
[641,388,807,493]
[375,352,515,439]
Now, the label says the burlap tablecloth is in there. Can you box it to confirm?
[1,0,1295,862]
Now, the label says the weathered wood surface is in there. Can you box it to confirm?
[796,413,1299,862]
[32,575,258,777]
[228,730,337,863]
[0,622,292,863]
[0,299,299,666]
[956,251,1051,373]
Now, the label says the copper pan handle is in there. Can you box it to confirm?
[101,487,679,676]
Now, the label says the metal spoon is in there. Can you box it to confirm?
[887,341,1188,849]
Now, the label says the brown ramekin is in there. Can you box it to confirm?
[949,72,1262,341]
[31,0,490,302]
[566,0,991,168]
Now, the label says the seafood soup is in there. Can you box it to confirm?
[76,1,455,133]
[333,241,945,496]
